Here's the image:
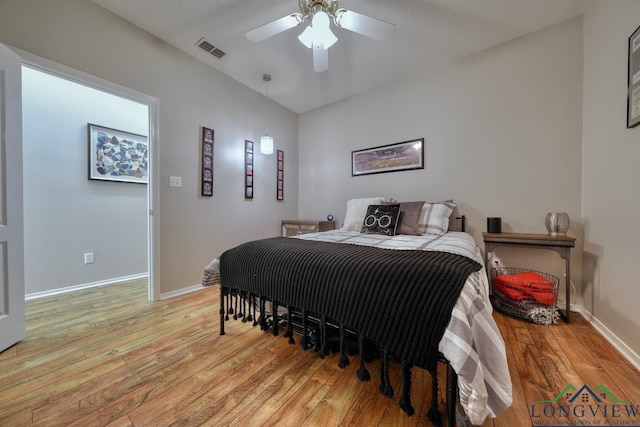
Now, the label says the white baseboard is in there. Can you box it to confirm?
[25,273,149,301]
[572,304,640,372]
[160,284,205,300]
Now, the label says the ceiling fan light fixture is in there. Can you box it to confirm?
[312,10,330,28]
[312,11,337,48]
[297,26,314,48]
[297,10,337,49]
[246,0,395,72]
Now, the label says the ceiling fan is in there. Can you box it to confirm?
[245,0,396,72]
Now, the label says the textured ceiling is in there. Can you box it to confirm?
[89,0,589,113]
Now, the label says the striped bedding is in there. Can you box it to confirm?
[202,230,512,425]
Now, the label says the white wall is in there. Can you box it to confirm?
[299,18,584,301]
[22,66,148,294]
[582,0,640,356]
[0,0,299,294]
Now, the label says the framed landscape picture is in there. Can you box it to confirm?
[352,138,424,176]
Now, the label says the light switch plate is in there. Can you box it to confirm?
[169,176,182,188]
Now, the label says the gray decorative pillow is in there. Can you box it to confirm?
[383,200,425,235]
[361,204,401,236]
[418,201,456,235]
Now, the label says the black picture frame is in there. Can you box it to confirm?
[201,127,214,196]
[628,25,640,129]
[245,140,254,199]
[352,138,424,177]
[276,149,284,201]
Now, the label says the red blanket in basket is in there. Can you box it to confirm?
[493,271,556,306]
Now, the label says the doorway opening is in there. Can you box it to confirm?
[21,60,158,302]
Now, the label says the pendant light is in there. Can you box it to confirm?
[260,74,274,155]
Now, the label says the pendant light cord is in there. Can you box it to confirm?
[263,74,271,135]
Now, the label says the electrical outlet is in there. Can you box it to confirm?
[84,253,94,264]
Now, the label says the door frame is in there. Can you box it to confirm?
[17,49,161,302]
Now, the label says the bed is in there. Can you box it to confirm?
[202,199,512,426]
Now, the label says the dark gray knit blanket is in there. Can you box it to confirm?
[219,236,481,373]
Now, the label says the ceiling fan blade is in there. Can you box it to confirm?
[245,13,303,43]
[334,9,396,41]
[312,42,328,72]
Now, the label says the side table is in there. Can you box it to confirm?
[281,220,336,237]
[482,232,576,323]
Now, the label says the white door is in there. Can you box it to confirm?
[0,43,25,352]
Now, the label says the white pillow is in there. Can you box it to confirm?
[342,197,387,231]
[418,201,456,235]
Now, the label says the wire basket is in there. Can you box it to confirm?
[490,267,559,325]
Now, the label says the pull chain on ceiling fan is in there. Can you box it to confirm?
[245,0,396,72]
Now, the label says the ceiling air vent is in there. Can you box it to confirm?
[196,37,226,59]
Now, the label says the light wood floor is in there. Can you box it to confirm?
[1,280,639,426]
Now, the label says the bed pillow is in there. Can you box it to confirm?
[342,197,387,231]
[418,201,456,235]
[382,200,425,235]
[360,204,401,236]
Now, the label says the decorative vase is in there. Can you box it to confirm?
[545,212,570,236]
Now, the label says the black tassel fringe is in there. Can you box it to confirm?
[272,302,279,336]
[357,334,370,382]
[246,293,253,323]
[284,306,295,344]
[398,362,415,416]
[338,323,350,369]
[233,292,238,320]
[259,298,267,331]
[427,371,443,427]
[379,350,394,398]
[299,310,309,350]
[221,287,447,425]
[252,294,258,326]
[318,316,328,359]
[240,293,246,323]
